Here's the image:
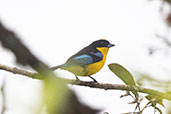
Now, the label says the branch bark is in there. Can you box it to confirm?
[0,64,170,101]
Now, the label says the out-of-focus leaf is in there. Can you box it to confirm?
[43,74,99,114]
[43,74,70,114]
[135,72,171,90]
[167,103,171,114]
[166,91,171,96]
[145,95,165,108]
[108,63,136,86]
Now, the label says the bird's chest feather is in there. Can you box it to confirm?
[85,47,109,75]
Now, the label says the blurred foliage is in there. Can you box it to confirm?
[43,74,70,114]
[43,73,99,114]
[135,72,171,114]
[135,72,171,91]
[167,103,171,114]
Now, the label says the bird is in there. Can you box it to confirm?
[51,39,114,82]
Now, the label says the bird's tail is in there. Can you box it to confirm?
[50,64,64,71]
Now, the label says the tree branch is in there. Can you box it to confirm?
[0,64,41,79]
[0,64,170,101]
[0,64,34,77]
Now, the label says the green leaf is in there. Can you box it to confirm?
[108,63,136,86]
[145,95,165,108]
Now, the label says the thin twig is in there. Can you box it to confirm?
[140,102,151,113]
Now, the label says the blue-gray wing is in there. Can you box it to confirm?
[65,54,94,66]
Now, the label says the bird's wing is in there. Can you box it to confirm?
[64,45,103,66]
[65,54,94,66]
[65,51,103,67]
[89,51,103,63]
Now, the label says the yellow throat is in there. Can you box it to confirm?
[85,47,109,76]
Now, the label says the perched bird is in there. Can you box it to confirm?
[51,39,114,82]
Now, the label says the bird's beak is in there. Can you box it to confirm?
[107,43,115,48]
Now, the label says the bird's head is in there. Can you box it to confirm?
[90,39,115,48]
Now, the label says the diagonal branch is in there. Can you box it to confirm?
[0,64,41,79]
[0,64,171,101]
[0,64,34,77]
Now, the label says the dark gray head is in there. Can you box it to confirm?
[90,39,115,48]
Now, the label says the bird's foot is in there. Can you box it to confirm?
[75,75,81,82]
[89,76,98,83]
